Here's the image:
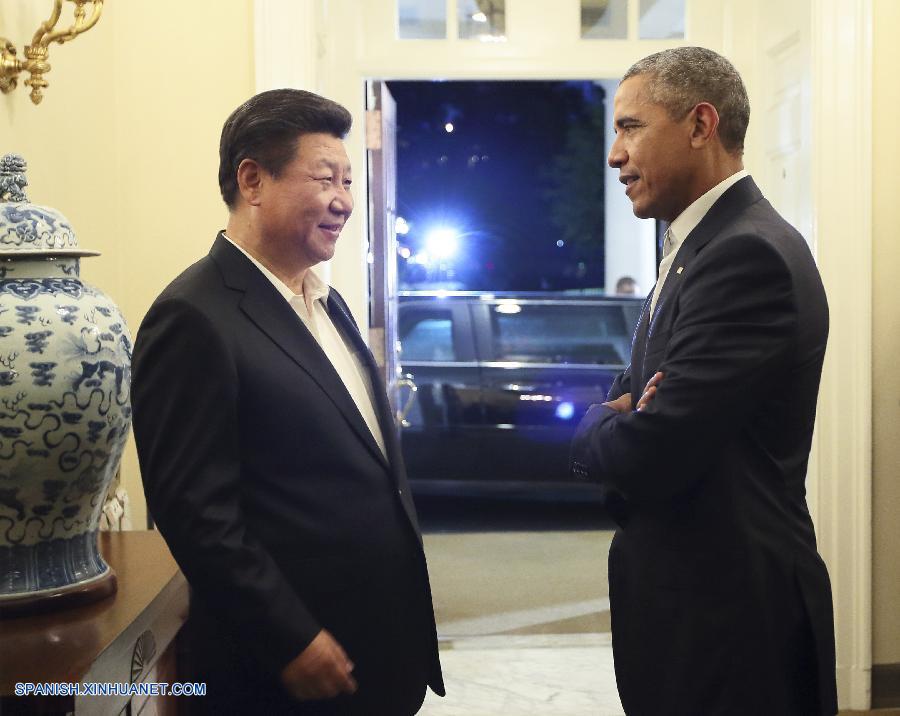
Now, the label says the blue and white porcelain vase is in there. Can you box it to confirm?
[0,154,131,615]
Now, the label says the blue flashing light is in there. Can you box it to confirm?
[555,401,575,420]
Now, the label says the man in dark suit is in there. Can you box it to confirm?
[131,89,443,715]
[570,48,838,715]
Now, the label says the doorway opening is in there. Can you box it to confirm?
[365,79,654,492]
[360,78,656,716]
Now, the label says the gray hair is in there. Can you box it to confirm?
[623,47,750,155]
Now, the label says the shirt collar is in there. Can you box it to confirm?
[668,169,749,249]
[222,233,330,306]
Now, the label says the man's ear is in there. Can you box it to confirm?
[690,102,720,148]
[236,158,264,206]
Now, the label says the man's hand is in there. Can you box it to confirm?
[601,372,664,414]
[636,372,664,411]
[279,629,357,701]
[602,393,633,414]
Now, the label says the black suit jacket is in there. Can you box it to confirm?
[132,234,443,714]
[571,178,837,715]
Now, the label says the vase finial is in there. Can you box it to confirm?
[0,154,28,202]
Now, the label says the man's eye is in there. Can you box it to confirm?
[317,176,333,182]
[343,180,352,188]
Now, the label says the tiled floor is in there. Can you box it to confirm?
[421,529,621,714]
[417,528,900,715]
[420,633,900,715]
[420,633,624,716]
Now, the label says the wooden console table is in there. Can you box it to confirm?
[0,530,189,716]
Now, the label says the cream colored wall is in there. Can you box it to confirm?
[1,1,255,530]
[872,0,900,668]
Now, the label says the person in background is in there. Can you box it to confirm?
[570,47,837,715]
[614,275,639,295]
[131,89,444,715]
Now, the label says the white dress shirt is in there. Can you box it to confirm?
[650,169,750,315]
[223,235,388,459]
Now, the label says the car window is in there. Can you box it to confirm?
[489,304,632,364]
[399,308,457,361]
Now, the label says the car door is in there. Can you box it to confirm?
[473,299,638,484]
[397,299,483,482]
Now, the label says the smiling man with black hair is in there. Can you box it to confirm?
[132,89,444,715]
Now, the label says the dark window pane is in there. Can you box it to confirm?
[400,310,456,361]
[389,80,611,292]
[490,304,632,364]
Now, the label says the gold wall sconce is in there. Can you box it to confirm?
[0,0,103,105]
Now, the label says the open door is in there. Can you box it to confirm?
[366,81,402,423]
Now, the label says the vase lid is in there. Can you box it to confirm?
[0,154,100,258]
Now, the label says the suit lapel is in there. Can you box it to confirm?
[679,175,764,256]
[327,293,424,538]
[638,176,766,386]
[210,235,390,470]
[630,292,654,406]
[326,293,405,474]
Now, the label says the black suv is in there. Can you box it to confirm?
[397,292,644,487]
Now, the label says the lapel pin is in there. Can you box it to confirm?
[676,266,684,275]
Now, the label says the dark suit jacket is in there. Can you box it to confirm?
[571,178,837,716]
[132,234,444,715]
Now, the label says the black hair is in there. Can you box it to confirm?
[218,89,352,208]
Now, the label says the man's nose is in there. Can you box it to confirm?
[608,135,625,168]
[332,188,353,216]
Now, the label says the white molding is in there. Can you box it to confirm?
[253,0,319,93]
[811,0,873,709]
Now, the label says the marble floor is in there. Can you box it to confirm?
[420,634,900,716]
[415,521,898,715]
[420,528,621,714]
[420,633,624,716]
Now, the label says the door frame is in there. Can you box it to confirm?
[365,80,400,414]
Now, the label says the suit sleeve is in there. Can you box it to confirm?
[131,298,320,675]
[606,365,632,401]
[570,234,798,502]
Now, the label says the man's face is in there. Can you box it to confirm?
[608,76,696,222]
[257,132,353,267]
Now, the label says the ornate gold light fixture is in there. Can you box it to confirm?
[0,0,104,105]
